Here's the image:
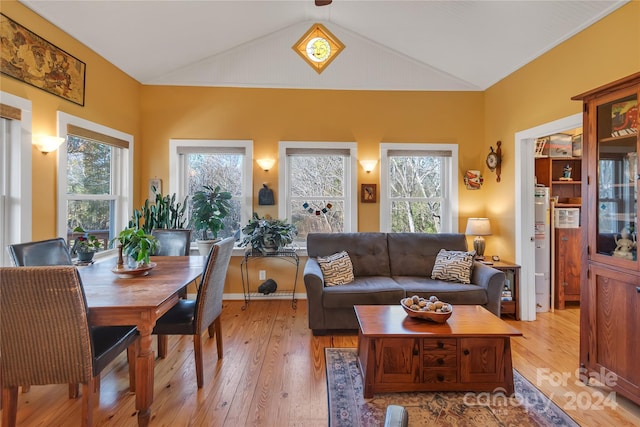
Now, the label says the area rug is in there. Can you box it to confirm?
[325,348,578,427]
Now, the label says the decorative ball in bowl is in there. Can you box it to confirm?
[401,295,453,323]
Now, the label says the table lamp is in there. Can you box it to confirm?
[465,218,492,260]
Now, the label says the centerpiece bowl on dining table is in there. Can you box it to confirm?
[401,296,453,323]
[111,262,156,278]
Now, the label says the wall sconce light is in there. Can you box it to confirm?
[359,159,378,173]
[465,217,492,260]
[33,135,65,154]
[256,158,276,171]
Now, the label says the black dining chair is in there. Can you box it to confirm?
[151,229,192,256]
[7,237,73,266]
[152,237,234,388]
[0,266,139,427]
[151,229,192,298]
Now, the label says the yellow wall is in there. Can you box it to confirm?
[141,87,484,293]
[2,1,639,290]
[483,1,640,261]
[0,1,141,240]
[140,86,486,230]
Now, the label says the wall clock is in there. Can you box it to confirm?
[486,141,502,182]
[292,23,345,74]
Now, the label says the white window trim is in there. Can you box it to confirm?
[0,92,32,266]
[169,139,254,235]
[56,112,133,256]
[380,143,459,233]
[278,141,358,233]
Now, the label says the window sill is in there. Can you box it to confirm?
[231,246,308,257]
[87,245,309,264]
[188,245,308,258]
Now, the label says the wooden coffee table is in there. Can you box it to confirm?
[354,305,522,398]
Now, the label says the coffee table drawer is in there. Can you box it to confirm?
[423,338,456,351]
[423,369,457,384]
[423,352,456,368]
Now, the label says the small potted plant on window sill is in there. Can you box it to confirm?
[240,213,297,255]
[111,227,159,268]
[191,185,232,256]
[71,226,103,262]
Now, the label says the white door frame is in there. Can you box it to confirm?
[514,112,582,321]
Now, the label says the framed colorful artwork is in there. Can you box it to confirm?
[361,184,377,203]
[1,13,86,106]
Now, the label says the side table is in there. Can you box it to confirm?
[240,249,299,310]
[489,260,520,320]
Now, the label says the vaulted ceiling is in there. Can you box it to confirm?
[21,0,628,91]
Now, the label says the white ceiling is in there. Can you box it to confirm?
[21,0,628,91]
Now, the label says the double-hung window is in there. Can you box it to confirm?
[0,116,8,264]
[380,143,459,233]
[57,112,133,253]
[278,142,357,244]
[170,140,252,240]
[1,93,32,266]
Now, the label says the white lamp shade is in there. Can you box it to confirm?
[33,135,65,153]
[465,218,491,236]
[359,159,378,173]
[256,158,276,171]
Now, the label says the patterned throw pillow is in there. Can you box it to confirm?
[431,249,475,284]
[317,251,355,287]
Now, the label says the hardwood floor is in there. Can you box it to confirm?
[6,300,640,426]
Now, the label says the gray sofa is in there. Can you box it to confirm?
[303,232,505,335]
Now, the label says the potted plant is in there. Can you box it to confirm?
[190,185,232,255]
[240,213,297,254]
[71,226,103,262]
[130,187,189,233]
[112,227,159,268]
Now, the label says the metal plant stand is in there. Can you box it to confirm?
[240,248,299,310]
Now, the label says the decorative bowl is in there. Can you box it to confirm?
[111,262,156,278]
[400,297,453,323]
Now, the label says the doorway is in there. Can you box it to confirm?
[514,113,582,321]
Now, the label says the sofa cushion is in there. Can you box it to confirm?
[393,276,488,306]
[322,277,405,309]
[431,249,475,284]
[388,233,468,277]
[317,251,355,286]
[307,232,391,277]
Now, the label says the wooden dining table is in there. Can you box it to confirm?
[79,255,206,427]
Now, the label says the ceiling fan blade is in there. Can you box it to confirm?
[315,0,332,6]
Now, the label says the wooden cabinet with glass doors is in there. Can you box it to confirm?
[572,72,640,406]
